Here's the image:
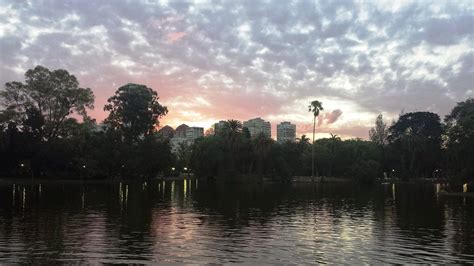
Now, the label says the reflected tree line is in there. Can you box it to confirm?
[0,66,473,184]
[0,182,472,263]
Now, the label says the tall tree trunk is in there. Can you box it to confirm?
[312,116,315,177]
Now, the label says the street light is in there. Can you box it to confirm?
[184,167,188,171]
[171,167,175,171]
[20,163,24,167]
[82,165,86,169]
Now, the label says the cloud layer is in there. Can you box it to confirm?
[1,0,472,139]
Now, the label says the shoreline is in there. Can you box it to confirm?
[0,176,460,185]
[0,177,197,185]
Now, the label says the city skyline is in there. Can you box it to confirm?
[1,0,472,139]
[0,1,473,264]
[161,117,301,142]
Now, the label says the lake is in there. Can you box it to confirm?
[0,180,473,263]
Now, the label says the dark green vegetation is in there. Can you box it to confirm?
[0,66,473,184]
[0,66,172,179]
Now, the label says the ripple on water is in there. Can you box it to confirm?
[0,182,473,264]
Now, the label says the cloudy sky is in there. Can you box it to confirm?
[1,0,473,139]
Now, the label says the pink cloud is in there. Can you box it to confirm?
[166,32,187,43]
[316,109,343,126]
[297,123,369,140]
[325,109,343,124]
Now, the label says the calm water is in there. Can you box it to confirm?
[0,180,473,264]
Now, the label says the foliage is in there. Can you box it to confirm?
[308,100,323,177]
[347,160,381,185]
[190,136,229,179]
[104,83,168,142]
[0,68,172,179]
[308,100,324,118]
[387,112,443,179]
[189,131,382,182]
[252,133,275,175]
[175,141,193,171]
[0,65,94,141]
[444,98,474,182]
[369,114,388,146]
[1,66,472,183]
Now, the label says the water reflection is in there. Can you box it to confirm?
[125,185,129,208]
[0,181,472,264]
[392,183,396,201]
[22,187,26,211]
[183,179,186,200]
[81,188,85,209]
[12,184,15,207]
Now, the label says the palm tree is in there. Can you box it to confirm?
[221,119,243,175]
[296,134,310,154]
[222,119,243,150]
[224,119,243,134]
[308,100,323,177]
[297,134,310,145]
[329,133,340,143]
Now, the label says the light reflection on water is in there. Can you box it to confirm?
[0,181,473,264]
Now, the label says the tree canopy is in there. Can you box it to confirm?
[387,112,443,179]
[369,114,388,146]
[104,83,168,142]
[444,98,474,182]
[0,66,473,184]
[0,65,94,141]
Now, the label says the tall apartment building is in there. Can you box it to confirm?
[170,125,204,154]
[186,127,204,139]
[158,125,175,139]
[243,117,271,139]
[175,124,189,138]
[277,122,296,143]
[213,120,227,135]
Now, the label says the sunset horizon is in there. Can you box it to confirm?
[1,0,473,264]
[2,0,472,140]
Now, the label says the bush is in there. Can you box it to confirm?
[347,160,381,184]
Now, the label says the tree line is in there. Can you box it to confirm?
[0,66,473,184]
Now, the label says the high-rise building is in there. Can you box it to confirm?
[170,125,204,154]
[175,124,189,138]
[277,122,296,143]
[186,127,204,139]
[213,120,227,135]
[243,117,271,139]
[158,125,175,139]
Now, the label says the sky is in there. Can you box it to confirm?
[0,0,473,139]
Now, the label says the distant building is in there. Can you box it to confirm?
[175,124,189,138]
[213,120,226,135]
[243,117,271,139]
[170,125,204,154]
[170,137,189,154]
[277,122,296,143]
[92,123,107,133]
[186,127,204,139]
[158,125,175,139]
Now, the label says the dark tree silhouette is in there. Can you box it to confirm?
[388,112,443,179]
[104,83,168,142]
[1,65,94,141]
[445,98,474,182]
[308,100,323,177]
